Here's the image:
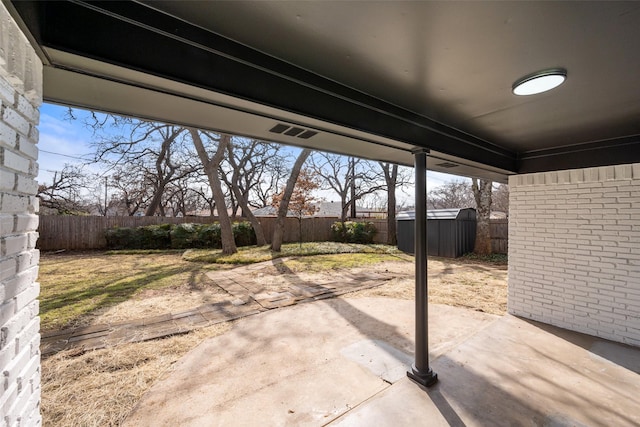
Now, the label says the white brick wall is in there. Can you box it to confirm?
[0,2,43,426]
[509,163,640,347]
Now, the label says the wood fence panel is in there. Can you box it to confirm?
[37,216,219,251]
[490,219,508,254]
[36,216,391,250]
[37,216,501,251]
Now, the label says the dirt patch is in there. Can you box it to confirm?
[249,257,507,315]
[80,278,230,326]
[343,258,508,315]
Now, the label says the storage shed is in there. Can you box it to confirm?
[397,208,476,258]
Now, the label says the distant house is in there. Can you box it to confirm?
[490,211,507,219]
[252,201,385,218]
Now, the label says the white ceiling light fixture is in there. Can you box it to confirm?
[512,68,567,96]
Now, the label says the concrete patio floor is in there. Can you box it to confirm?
[124,298,640,426]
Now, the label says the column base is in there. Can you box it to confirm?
[407,364,438,387]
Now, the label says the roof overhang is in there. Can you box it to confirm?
[43,49,511,182]
[7,1,640,181]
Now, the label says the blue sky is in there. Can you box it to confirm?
[37,103,464,204]
[38,103,104,183]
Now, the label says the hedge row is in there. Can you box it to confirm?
[105,222,256,249]
[330,221,377,244]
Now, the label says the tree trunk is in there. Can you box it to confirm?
[472,178,493,255]
[350,157,357,218]
[271,149,311,251]
[143,132,178,216]
[385,164,398,245]
[225,143,268,246]
[340,195,349,224]
[232,187,267,246]
[144,182,165,216]
[190,130,237,255]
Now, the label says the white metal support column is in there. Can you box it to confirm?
[407,148,438,387]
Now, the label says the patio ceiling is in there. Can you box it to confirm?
[7,1,640,181]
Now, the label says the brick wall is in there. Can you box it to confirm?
[0,3,43,426]
[509,164,640,346]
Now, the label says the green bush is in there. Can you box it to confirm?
[170,223,200,249]
[331,221,377,244]
[105,221,257,250]
[196,223,222,248]
[233,221,256,246]
[105,227,139,249]
[138,224,172,249]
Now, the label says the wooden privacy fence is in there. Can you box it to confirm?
[36,216,506,253]
[36,216,389,251]
[37,216,219,250]
[490,219,508,254]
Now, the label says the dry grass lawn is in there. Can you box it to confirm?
[39,249,507,426]
[38,251,230,331]
[41,323,230,426]
[345,257,508,315]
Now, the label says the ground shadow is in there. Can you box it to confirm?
[520,317,640,374]
[124,256,638,426]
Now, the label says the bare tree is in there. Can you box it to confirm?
[221,138,283,246]
[252,152,289,209]
[191,181,216,216]
[222,138,284,210]
[427,180,475,209]
[379,163,401,245]
[140,126,197,215]
[86,115,201,216]
[271,148,312,252]
[37,165,90,215]
[472,178,493,255]
[380,162,412,244]
[109,166,150,216]
[311,153,385,223]
[492,183,509,216]
[190,130,237,255]
[163,176,201,217]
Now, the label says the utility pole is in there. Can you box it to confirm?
[104,176,108,216]
[350,157,356,218]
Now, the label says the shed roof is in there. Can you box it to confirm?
[397,208,476,221]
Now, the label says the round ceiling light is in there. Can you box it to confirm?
[512,68,567,96]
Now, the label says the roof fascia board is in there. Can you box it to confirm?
[518,135,640,173]
[12,0,517,173]
[44,64,512,183]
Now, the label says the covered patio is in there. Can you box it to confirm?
[1,1,639,424]
[122,298,640,426]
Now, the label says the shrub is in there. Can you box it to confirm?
[331,221,377,244]
[196,223,222,248]
[170,223,200,249]
[233,221,256,247]
[105,221,257,250]
[105,227,139,249]
[138,224,172,249]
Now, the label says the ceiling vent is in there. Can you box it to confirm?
[436,162,458,168]
[269,123,318,139]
